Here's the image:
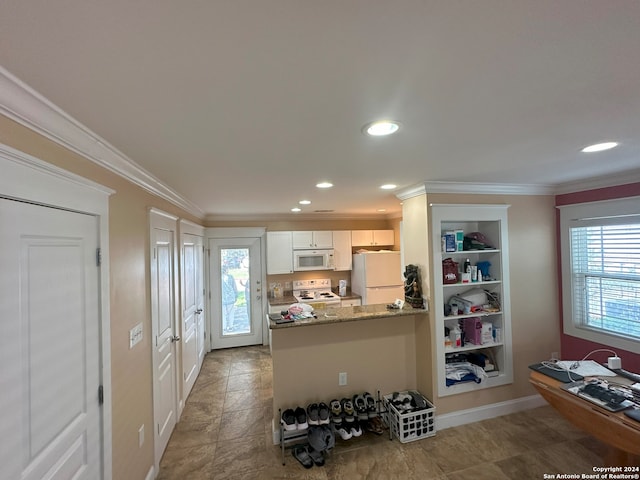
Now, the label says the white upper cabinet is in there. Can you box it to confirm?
[292,231,333,249]
[332,230,352,271]
[266,231,294,274]
[351,229,394,247]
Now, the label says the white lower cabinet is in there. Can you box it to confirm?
[430,204,513,397]
[341,298,361,307]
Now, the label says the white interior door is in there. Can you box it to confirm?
[208,237,263,349]
[181,231,204,399]
[150,211,178,471]
[0,198,102,480]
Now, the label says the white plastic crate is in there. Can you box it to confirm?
[383,391,436,443]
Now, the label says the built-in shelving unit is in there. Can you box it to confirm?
[430,204,513,397]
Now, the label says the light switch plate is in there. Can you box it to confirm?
[129,323,143,349]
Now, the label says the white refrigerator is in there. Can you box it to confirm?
[351,251,404,305]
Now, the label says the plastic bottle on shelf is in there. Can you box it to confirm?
[463,258,471,273]
[450,325,462,348]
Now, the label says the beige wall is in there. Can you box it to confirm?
[403,192,559,414]
[0,116,200,480]
[271,315,420,428]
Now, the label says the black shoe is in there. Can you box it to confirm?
[292,444,313,469]
[294,406,308,430]
[308,446,325,466]
[281,408,296,431]
[307,403,320,425]
[318,402,330,424]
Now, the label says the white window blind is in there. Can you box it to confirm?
[570,223,640,340]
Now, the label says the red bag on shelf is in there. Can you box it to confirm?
[442,258,459,284]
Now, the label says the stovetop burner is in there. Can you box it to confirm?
[292,278,341,304]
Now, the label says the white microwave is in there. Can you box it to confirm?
[293,249,335,271]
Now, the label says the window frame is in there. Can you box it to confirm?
[559,196,640,354]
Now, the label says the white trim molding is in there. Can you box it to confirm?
[396,181,555,200]
[436,394,547,431]
[554,169,640,195]
[0,66,204,219]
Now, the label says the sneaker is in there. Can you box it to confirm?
[281,408,296,431]
[307,403,320,425]
[292,444,313,469]
[295,406,308,430]
[340,398,355,422]
[329,399,343,424]
[336,423,352,440]
[318,402,330,425]
[350,422,363,437]
[363,392,378,418]
[352,394,368,421]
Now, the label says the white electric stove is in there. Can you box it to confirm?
[292,279,341,306]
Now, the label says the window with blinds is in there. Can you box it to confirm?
[570,223,640,340]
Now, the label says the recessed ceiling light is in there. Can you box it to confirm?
[291,207,301,212]
[581,142,618,153]
[299,200,311,205]
[380,184,397,190]
[363,120,400,136]
[316,182,333,189]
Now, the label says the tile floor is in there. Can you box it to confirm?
[158,346,630,480]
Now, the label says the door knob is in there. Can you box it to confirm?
[171,335,181,342]
[195,309,203,314]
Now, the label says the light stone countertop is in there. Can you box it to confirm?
[268,303,427,329]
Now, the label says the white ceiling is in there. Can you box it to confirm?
[2,1,640,220]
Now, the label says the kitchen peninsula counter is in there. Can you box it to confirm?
[269,304,426,329]
[269,303,429,444]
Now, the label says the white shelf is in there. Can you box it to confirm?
[441,249,501,255]
[443,280,501,288]
[431,204,513,397]
[444,311,502,321]
[445,341,504,353]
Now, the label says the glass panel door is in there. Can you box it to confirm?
[221,248,250,335]
[209,237,263,349]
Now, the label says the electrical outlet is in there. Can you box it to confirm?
[338,372,347,386]
[138,424,144,448]
[551,351,559,361]
[129,323,143,349]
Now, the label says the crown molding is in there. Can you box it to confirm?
[553,169,640,195]
[204,211,401,223]
[422,181,556,195]
[396,181,556,199]
[0,67,204,219]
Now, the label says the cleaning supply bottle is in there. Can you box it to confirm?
[450,325,462,348]
[463,258,471,274]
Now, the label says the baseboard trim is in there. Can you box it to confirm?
[436,394,546,431]
[145,465,155,480]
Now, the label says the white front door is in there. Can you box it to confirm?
[181,231,204,399]
[0,198,102,480]
[209,237,263,349]
[150,210,178,471]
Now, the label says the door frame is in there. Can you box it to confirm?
[205,227,267,349]
[0,143,114,479]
